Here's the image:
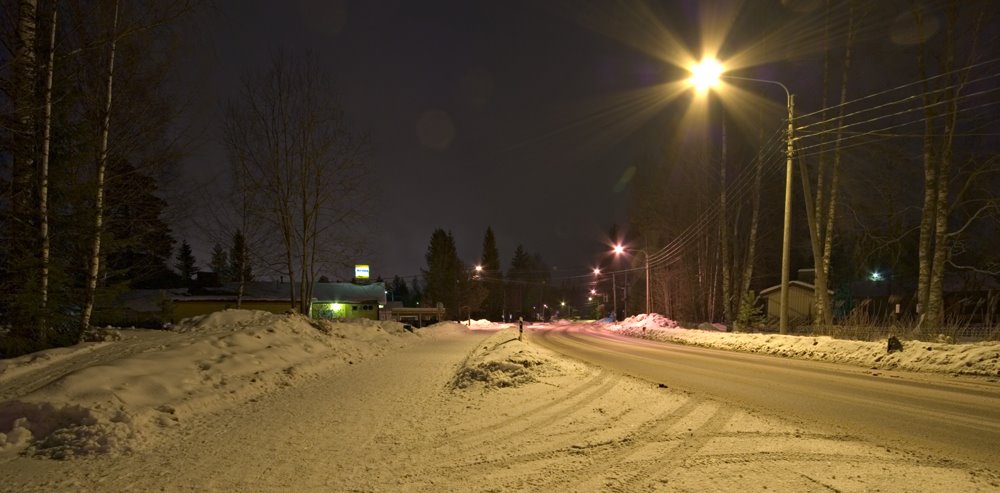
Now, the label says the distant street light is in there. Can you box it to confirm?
[689,58,795,334]
[613,244,651,315]
[595,265,618,320]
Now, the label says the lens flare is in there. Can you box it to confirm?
[690,58,723,93]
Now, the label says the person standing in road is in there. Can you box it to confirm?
[518,316,524,341]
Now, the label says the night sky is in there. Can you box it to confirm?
[173,0,937,282]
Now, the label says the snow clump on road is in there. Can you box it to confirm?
[452,328,552,389]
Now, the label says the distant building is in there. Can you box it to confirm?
[758,269,833,325]
[309,282,387,320]
[114,280,387,325]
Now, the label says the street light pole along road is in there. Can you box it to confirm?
[613,244,651,316]
[690,60,795,334]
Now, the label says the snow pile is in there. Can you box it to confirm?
[610,321,1000,377]
[451,328,552,389]
[467,319,505,329]
[0,310,414,459]
[611,313,680,330]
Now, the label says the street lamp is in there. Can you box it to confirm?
[593,267,617,320]
[612,244,651,315]
[689,58,795,334]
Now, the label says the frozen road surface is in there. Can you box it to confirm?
[1,319,998,492]
[530,323,1000,471]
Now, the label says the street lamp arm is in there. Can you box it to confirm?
[721,75,791,104]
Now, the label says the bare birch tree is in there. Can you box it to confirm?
[78,0,118,335]
[912,1,989,328]
[37,1,56,340]
[225,53,372,314]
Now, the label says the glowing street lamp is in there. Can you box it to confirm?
[689,58,795,334]
[613,245,651,315]
[593,266,617,320]
[689,58,723,93]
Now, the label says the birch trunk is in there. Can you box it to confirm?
[38,3,57,341]
[79,0,119,336]
[720,119,732,323]
[925,2,963,327]
[914,5,938,327]
[737,125,764,329]
[820,0,859,326]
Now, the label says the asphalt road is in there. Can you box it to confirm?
[529,323,1000,469]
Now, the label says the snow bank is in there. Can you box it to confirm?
[451,328,554,389]
[0,310,413,459]
[613,313,680,330]
[606,315,1000,377]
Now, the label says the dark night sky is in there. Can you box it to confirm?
[173,0,952,282]
[178,0,680,281]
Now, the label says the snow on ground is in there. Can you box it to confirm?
[0,310,418,459]
[1,312,999,491]
[607,313,1000,377]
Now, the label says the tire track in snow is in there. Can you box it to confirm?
[416,368,618,455]
[430,392,708,488]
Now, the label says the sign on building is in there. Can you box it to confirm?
[355,264,370,279]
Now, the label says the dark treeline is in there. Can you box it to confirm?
[420,226,585,322]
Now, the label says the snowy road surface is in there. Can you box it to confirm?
[530,323,1000,470]
[1,314,999,491]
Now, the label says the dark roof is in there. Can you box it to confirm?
[121,281,386,310]
[212,281,385,303]
[312,282,386,303]
[759,280,833,297]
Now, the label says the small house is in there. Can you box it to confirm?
[309,282,387,320]
[758,269,833,325]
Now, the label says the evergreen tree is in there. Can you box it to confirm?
[209,243,230,282]
[229,230,253,283]
[506,246,550,320]
[480,227,503,319]
[507,245,531,318]
[175,240,197,286]
[423,229,463,318]
[409,278,423,307]
[103,163,177,289]
[390,275,410,303]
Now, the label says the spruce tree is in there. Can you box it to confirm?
[423,229,464,318]
[175,240,197,286]
[480,227,503,319]
[390,275,409,303]
[507,245,531,318]
[229,230,253,283]
[209,243,230,283]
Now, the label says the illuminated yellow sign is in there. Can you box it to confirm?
[355,264,370,279]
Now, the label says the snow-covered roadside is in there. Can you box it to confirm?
[0,310,419,459]
[1,316,997,491]
[605,313,1000,377]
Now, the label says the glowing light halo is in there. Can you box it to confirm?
[689,57,724,93]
